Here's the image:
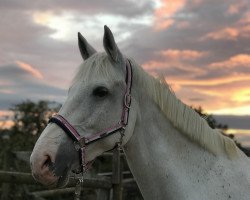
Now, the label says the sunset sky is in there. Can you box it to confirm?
[0,0,250,146]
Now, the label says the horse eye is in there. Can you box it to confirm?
[92,86,109,98]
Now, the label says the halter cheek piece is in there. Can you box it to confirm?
[48,60,132,173]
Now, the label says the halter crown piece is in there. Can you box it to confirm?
[48,59,133,173]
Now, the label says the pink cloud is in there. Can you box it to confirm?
[154,19,174,31]
[143,55,250,113]
[202,27,239,41]
[161,49,207,60]
[202,25,250,41]
[154,0,187,30]
[239,12,250,24]
[143,60,166,70]
[202,10,250,41]
[143,49,208,70]
[226,0,248,15]
[15,61,43,79]
[175,21,190,29]
[209,54,250,69]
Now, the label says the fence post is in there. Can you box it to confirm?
[96,187,110,200]
[112,148,122,200]
[1,151,13,200]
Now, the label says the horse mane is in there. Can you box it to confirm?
[73,53,238,158]
[128,58,238,158]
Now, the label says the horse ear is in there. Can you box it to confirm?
[103,25,123,63]
[78,32,97,60]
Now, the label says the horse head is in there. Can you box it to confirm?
[30,26,137,187]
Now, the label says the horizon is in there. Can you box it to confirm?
[0,0,249,147]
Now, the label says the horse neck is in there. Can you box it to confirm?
[123,89,250,200]
[123,93,194,199]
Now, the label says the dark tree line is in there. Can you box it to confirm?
[0,100,61,154]
[0,100,249,200]
[0,101,248,154]
[193,106,228,131]
[193,106,250,156]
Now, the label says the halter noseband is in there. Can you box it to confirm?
[48,60,132,173]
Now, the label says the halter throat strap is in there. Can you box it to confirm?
[48,60,132,172]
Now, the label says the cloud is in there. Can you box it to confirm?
[201,4,250,41]
[202,28,240,41]
[0,62,66,110]
[145,49,207,66]
[161,49,207,60]
[202,26,250,41]
[209,54,250,69]
[0,0,155,89]
[0,0,154,18]
[167,75,250,87]
[154,0,187,30]
[15,61,43,79]
[143,49,208,75]
[226,0,248,15]
[0,0,250,136]
[142,52,250,115]
[0,61,45,81]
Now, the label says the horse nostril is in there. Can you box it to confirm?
[42,155,54,171]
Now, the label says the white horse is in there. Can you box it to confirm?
[30,26,250,200]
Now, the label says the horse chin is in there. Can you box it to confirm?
[56,173,70,188]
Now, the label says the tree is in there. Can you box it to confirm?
[192,106,228,132]
[0,100,61,152]
[193,106,249,157]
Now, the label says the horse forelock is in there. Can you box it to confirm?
[71,53,123,85]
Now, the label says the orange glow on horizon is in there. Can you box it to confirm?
[0,120,14,129]
[0,111,13,129]
[226,129,250,136]
[232,89,250,103]
[142,51,250,116]
[206,105,250,115]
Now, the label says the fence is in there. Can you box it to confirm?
[0,149,141,200]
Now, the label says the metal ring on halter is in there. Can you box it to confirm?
[124,94,131,108]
